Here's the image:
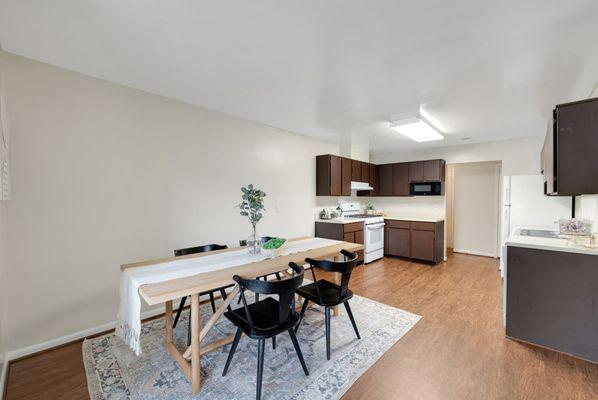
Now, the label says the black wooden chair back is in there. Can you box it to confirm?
[174,243,228,257]
[233,262,304,336]
[305,249,358,302]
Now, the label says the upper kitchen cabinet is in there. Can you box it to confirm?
[361,162,370,183]
[378,164,393,196]
[392,163,410,196]
[408,161,424,182]
[409,160,445,182]
[369,164,378,196]
[316,154,351,196]
[341,157,352,196]
[424,160,445,181]
[543,97,598,196]
[352,160,362,182]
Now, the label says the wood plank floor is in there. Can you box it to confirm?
[6,254,598,399]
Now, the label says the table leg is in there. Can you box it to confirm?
[190,293,201,395]
[165,300,173,344]
[333,271,341,316]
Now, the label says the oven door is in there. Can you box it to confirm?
[365,222,385,251]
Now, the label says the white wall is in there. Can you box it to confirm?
[452,162,501,257]
[1,52,340,352]
[371,196,445,220]
[372,135,544,176]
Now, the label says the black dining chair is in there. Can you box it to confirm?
[295,249,360,360]
[172,243,232,346]
[222,262,309,400]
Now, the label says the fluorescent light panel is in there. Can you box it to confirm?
[390,117,444,142]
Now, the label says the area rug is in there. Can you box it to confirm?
[83,294,421,399]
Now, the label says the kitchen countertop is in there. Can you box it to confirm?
[383,215,445,223]
[505,229,598,256]
[316,215,444,224]
[316,217,366,224]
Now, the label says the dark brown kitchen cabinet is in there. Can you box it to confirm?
[423,159,445,182]
[316,154,342,196]
[369,164,378,196]
[361,162,370,183]
[357,163,377,197]
[408,161,424,182]
[392,163,410,196]
[543,97,598,196]
[316,155,445,196]
[315,221,364,264]
[384,219,444,264]
[378,164,393,196]
[352,160,362,182]
[385,220,410,258]
[341,157,352,196]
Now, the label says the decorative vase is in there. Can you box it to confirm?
[246,223,261,254]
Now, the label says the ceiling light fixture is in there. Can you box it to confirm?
[390,117,444,142]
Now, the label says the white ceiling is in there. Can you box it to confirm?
[1,1,598,154]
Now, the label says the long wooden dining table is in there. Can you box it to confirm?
[120,236,364,396]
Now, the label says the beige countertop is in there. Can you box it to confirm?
[316,215,444,224]
[383,215,445,223]
[505,229,598,256]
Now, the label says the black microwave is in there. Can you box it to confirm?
[410,182,442,196]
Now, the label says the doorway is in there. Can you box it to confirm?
[445,161,501,258]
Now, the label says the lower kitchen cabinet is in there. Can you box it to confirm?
[315,222,364,264]
[384,219,444,264]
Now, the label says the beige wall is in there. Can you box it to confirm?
[1,52,339,351]
[452,162,501,257]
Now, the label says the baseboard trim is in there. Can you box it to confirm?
[4,306,165,363]
[453,248,497,258]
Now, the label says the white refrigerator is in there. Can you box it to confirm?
[500,174,572,273]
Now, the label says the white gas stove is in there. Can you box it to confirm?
[339,202,385,263]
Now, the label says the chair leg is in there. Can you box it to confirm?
[272,335,276,350]
[220,288,232,312]
[256,339,266,400]
[344,302,361,340]
[295,299,309,333]
[209,292,216,313]
[325,306,331,360]
[222,328,243,376]
[173,296,187,328]
[288,329,309,376]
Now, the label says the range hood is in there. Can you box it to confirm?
[351,181,373,191]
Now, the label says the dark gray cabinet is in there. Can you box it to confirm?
[506,246,598,362]
[543,97,598,196]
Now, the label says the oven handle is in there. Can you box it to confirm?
[366,223,385,231]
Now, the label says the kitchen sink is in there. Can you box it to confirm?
[517,229,560,238]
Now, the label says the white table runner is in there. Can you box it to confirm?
[116,237,341,355]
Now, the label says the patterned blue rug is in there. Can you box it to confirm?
[84,295,421,399]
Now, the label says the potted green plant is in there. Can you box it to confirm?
[237,184,266,254]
